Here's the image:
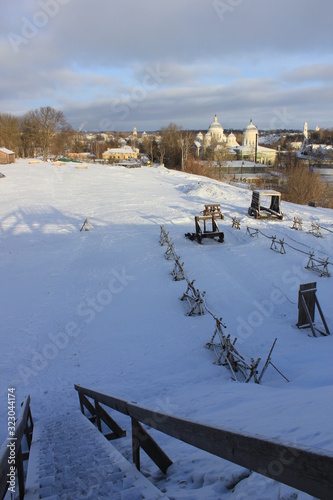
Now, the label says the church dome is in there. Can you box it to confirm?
[227,132,237,146]
[209,114,223,131]
[245,119,258,132]
[243,119,258,147]
[208,114,225,142]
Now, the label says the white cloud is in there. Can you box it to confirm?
[1,0,333,130]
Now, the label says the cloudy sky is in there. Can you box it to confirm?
[1,0,332,132]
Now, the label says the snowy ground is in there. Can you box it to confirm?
[0,160,332,499]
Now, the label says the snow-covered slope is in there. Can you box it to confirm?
[1,160,332,499]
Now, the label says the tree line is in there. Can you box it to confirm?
[0,107,74,161]
[0,109,227,170]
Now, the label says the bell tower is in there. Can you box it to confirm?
[303,121,308,140]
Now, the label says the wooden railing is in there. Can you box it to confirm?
[75,384,333,500]
[0,395,33,500]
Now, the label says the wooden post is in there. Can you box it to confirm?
[131,417,141,471]
[314,294,330,335]
[95,400,102,432]
[17,445,25,500]
[78,393,85,415]
[131,419,172,474]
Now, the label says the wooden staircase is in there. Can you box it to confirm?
[24,409,168,499]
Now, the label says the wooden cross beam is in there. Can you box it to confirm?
[297,283,330,336]
[171,258,186,281]
[159,225,170,246]
[270,236,286,254]
[306,253,331,278]
[308,222,322,238]
[232,217,241,229]
[247,227,258,238]
[291,217,302,231]
[258,338,289,383]
[164,243,177,260]
[80,218,95,232]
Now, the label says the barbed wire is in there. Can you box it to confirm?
[246,226,333,266]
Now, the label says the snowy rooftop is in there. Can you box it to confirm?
[0,147,15,154]
[103,145,136,154]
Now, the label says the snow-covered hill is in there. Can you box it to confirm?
[1,160,332,499]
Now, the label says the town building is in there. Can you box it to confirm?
[0,147,15,164]
[234,120,277,165]
[102,145,138,161]
[194,115,276,165]
[194,114,239,157]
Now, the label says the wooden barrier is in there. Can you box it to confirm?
[291,217,303,231]
[206,318,261,382]
[180,278,206,316]
[74,384,333,500]
[297,282,330,336]
[232,217,241,229]
[0,395,33,500]
[270,236,286,254]
[308,222,322,238]
[80,218,95,232]
[306,252,331,278]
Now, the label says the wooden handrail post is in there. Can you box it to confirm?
[17,445,25,500]
[0,396,33,500]
[130,417,173,474]
[95,400,102,432]
[79,393,85,415]
[131,418,141,471]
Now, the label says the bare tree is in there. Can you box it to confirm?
[281,156,331,207]
[142,135,156,163]
[52,124,74,158]
[38,107,68,160]
[159,123,182,170]
[21,110,41,158]
[0,113,21,155]
[214,144,232,167]
[22,107,69,160]
[179,131,194,171]
[158,143,166,165]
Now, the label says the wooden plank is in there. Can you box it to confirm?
[131,418,141,471]
[75,385,129,415]
[300,294,316,337]
[0,396,32,500]
[126,404,333,500]
[297,283,316,328]
[17,446,24,500]
[95,400,102,432]
[96,402,126,438]
[131,419,172,474]
[314,295,330,335]
[79,393,96,417]
[195,214,222,221]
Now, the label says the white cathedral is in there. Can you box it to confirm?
[194,114,277,165]
[194,114,239,152]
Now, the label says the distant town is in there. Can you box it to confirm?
[0,108,332,207]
